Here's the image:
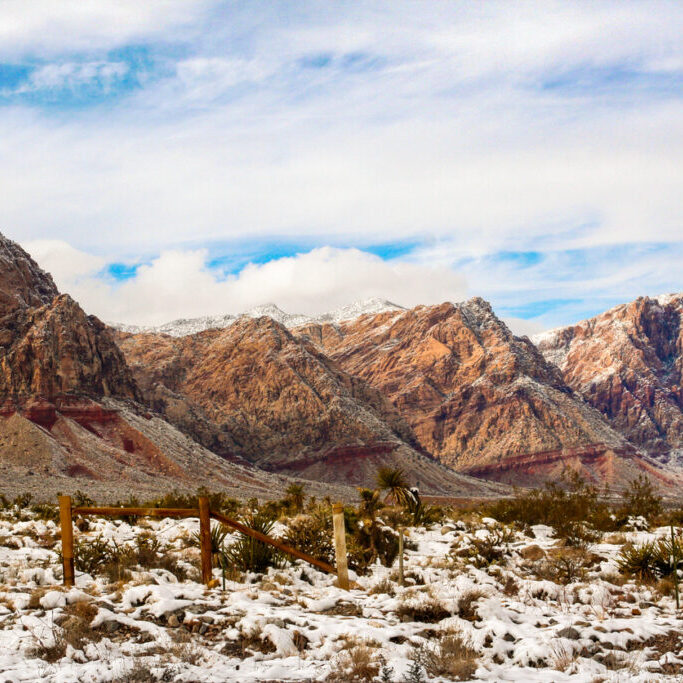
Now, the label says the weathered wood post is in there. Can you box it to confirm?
[672,524,680,610]
[332,502,349,590]
[199,496,212,586]
[398,526,405,587]
[59,495,75,587]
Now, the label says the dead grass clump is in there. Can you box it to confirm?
[601,571,628,586]
[502,575,520,596]
[28,623,67,663]
[421,629,479,680]
[328,642,380,682]
[170,640,204,666]
[642,631,683,674]
[27,586,51,610]
[397,590,451,623]
[551,641,578,672]
[112,658,159,682]
[27,601,100,662]
[457,588,487,621]
[368,577,396,596]
[655,577,676,598]
[59,601,101,650]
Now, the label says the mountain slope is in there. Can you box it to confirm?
[296,299,675,488]
[0,233,328,502]
[535,294,683,466]
[116,318,508,496]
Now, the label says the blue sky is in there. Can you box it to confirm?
[0,1,681,330]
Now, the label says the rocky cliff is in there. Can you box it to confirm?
[296,299,672,487]
[0,233,322,502]
[536,294,683,464]
[116,317,508,496]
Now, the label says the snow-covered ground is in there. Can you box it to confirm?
[0,510,681,682]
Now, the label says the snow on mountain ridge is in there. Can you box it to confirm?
[112,298,405,337]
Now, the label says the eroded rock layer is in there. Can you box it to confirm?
[296,299,675,488]
[536,294,683,464]
[116,318,508,496]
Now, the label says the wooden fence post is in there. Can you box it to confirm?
[332,503,349,590]
[59,495,75,587]
[398,526,405,587]
[199,497,212,586]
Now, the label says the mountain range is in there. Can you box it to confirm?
[1,232,681,500]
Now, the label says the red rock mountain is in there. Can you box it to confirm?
[116,318,507,496]
[0,234,328,502]
[536,294,683,465]
[296,299,678,489]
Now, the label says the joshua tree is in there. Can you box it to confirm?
[357,487,383,521]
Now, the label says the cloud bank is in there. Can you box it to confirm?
[22,240,468,327]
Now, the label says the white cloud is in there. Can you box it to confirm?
[9,62,129,95]
[1,2,681,328]
[20,242,468,326]
[0,0,215,58]
[21,239,105,281]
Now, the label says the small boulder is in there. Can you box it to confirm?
[557,627,581,640]
[167,614,180,628]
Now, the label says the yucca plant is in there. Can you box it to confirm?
[376,467,414,507]
[221,510,284,573]
[617,540,670,583]
[192,523,230,567]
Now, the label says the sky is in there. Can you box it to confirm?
[0,1,681,333]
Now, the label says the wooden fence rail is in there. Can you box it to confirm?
[58,495,347,589]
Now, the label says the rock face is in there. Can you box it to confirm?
[536,294,683,463]
[116,317,508,496]
[0,235,58,316]
[0,293,140,400]
[0,232,138,402]
[0,233,320,502]
[296,299,673,488]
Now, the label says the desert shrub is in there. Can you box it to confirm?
[376,467,413,507]
[397,589,451,623]
[30,504,59,522]
[619,475,662,522]
[463,526,516,567]
[617,542,660,582]
[284,483,307,514]
[485,471,617,539]
[70,535,115,575]
[73,490,95,507]
[141,487,239,515]
[368,577,396,596]
[347,522,399,575]
[221,510,284,573]
[536,548,592,584]
[404,494,442,527]
[283,510,335,565]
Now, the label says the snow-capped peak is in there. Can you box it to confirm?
[112,298,405,337]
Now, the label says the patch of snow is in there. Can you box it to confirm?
[111,297,405,337]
